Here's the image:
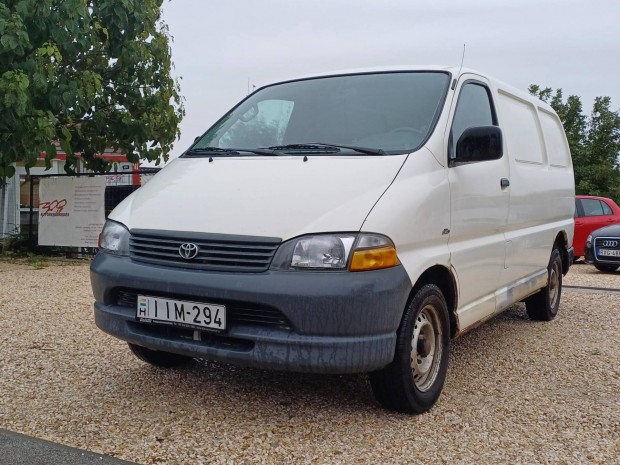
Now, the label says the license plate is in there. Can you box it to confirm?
[597,248,620,257]
[137,296,226,331]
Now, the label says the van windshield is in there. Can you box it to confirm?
[190,71,451,156]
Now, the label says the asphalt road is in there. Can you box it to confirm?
[0,430,135,465]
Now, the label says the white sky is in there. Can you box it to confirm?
[161,0,620,158]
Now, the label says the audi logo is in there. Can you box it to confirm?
[601,240,619,248]
[179,243,200,259]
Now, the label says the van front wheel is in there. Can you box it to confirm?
[369,284,450,414]
[525,248,563,321]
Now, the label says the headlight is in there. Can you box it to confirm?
[271,234,356,270]
[270,233,399,271]
[586,234,592,245]
[99,220,130,256]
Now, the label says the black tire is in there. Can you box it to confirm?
[594,263,619,273]
[128,343,193,368]
[369,284,450,414]
[525,248,563,321]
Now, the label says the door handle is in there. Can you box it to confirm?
[500,178,510,188]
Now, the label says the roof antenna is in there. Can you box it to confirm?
[452,44,466,90]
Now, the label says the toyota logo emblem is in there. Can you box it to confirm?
[602,240,618,248]
[179,243,200,259]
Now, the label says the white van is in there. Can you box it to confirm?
[91,66,575,413]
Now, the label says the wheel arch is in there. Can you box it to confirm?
[408,265,458,337]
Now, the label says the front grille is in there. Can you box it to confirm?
[116,290,293,330]
[129,230,280,272]
[594,237,620,261]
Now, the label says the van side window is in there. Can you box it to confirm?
[449,83,497,160]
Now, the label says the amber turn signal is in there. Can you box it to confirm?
[349,246,399,272]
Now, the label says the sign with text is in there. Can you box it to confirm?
[38,177,106,247]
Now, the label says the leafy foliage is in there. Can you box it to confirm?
[0,0,184,182]
[529,85,620,202]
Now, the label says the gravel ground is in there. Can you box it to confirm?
[565,260,620,288]
[0,259,619,465]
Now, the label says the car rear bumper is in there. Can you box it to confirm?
[90,253,412,374]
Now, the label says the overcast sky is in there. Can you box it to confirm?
[160,0,620,158]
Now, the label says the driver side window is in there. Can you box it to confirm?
[449,83,496,160]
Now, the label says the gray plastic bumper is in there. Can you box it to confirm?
[90,253,412,374]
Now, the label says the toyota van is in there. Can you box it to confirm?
[91,66,575,413]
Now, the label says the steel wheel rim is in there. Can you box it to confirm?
[549,260,561,309]
[410,304,443,392]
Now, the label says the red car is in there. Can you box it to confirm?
[573,195,620,259]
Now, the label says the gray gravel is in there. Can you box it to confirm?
[0,259,619,464]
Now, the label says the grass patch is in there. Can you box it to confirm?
[26,254,48,269]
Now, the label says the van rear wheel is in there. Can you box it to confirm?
[128,343,193,368]
[525,248,562,321]
[369,284,450,414]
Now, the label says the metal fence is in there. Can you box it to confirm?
[26,168,160,254]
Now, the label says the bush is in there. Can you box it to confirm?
[1,231,31,256]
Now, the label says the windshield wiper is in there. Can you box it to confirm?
[185,147,281,157]
[310,143,386,155]
[263,144,341,153]
[264,143,385,155]
[184,147,239,157]
[186,143,384,157]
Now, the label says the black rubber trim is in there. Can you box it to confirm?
[130,229,281,244]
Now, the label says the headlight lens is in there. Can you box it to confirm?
[586,234,592,245]
[270,233,399,271]
[99,220,130,256]
[271,234,356,270]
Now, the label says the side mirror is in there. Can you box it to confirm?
[454,126,503,164]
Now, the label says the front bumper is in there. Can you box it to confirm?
[585,242,620,266]
[585,242,594,263]
[90,253,412,374]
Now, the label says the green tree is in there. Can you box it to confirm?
[529,85,620,202]
[584,97,620,200]
[0,0,184,183]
